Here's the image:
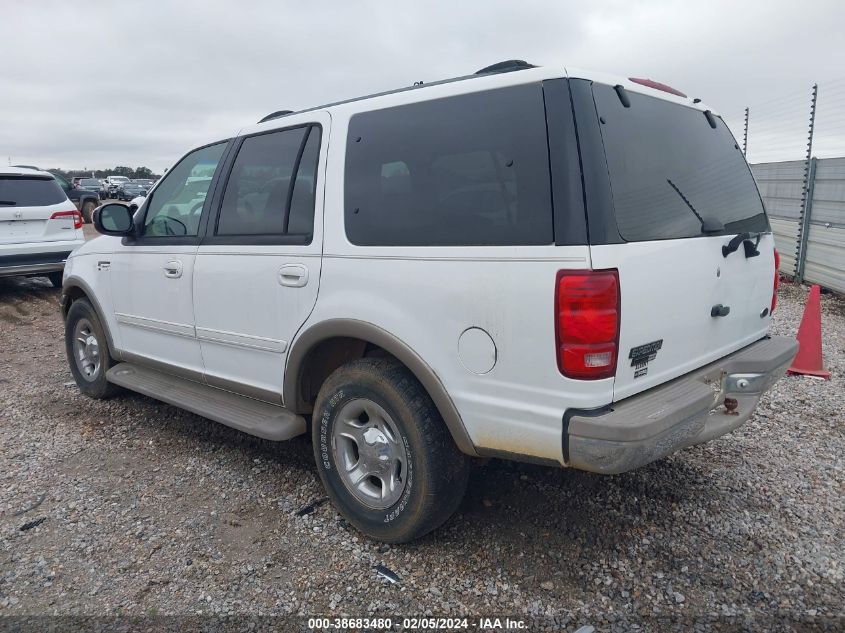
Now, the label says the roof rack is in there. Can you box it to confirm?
[475,60,535,75]
[256,60,536,124]
[257,110,294,123]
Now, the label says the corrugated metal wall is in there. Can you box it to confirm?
[805,158,845,292]
[751,161,804,276]
[752,157,845,294]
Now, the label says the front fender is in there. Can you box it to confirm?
[61,274,121,358]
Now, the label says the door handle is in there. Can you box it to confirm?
[278,264,308,287]
[711,304,731,317]
[164,260,183,279]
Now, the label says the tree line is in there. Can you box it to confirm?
[47,166,162,180]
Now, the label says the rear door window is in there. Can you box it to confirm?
[0,177,66,207]
[215,125,320,240]
[344,84,553,246]
[593,84,768,241]
[287,128,321,235]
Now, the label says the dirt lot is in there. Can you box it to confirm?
[0,267,843,631]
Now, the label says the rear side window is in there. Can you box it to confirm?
[344,85,553,246]
[593,85,768,241]
[0,177,66,207]
[216,125,320,239]
[287,127,321,235]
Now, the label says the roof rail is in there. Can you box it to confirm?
[258,109,294,123]
[475,60,535,75]
[255,60,537,125]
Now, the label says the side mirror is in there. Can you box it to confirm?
[93,203,134,236]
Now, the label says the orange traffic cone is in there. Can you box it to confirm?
[787,284,830,379]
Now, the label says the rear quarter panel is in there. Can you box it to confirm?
[300,107,612,464]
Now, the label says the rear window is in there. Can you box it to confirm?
[344,84,553,246]
[0,176,66,207]
[593,84,768,242]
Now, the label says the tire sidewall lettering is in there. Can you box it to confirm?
[384,434,412,524]
[319,390,343,471]
[320,388,414,524]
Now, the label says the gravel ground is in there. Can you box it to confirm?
[0,276,842,632]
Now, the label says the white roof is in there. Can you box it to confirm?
[243,64,716,138]
[0,166,54,178]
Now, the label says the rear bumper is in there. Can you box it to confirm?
[565,336,798,474]
[0,249,76,278]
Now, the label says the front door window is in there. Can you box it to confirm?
[143,143,226,237]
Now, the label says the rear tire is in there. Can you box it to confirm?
[65,298,121,399]
[313,357,470,543]
[81,200,96,224]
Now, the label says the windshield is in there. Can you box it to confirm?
[593,84,768,241]
[81,179,99,186]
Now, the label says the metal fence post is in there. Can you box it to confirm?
[742,107,749,156]
[797,157,818,281]
[795,83,818,280]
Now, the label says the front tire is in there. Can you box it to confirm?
[313,358,470,543]
[64,298,121,399]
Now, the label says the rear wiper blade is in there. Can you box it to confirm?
[666,179,724,234]
[0,200,17,206]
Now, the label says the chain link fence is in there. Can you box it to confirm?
[724,79,845,294]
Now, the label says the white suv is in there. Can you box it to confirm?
[1,167,84,286]
[60,61,797,542]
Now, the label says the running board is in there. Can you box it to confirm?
[106,363,306,441]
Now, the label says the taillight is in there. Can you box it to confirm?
[771,248,780,314]
[50,209,83,230]
[555,270,620,380]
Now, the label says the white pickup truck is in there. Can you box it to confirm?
[104,175,131,199]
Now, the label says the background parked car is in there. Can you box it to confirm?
[13,167,101,222]
[116,181,146,201]
[105,175,131,199]
[128,195,146,213]
[49,172,100,223]
[77,178,102,197]
[133,178,155,194]
[0,166,84,287]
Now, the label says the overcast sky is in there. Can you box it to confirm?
[3,0,845,172]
